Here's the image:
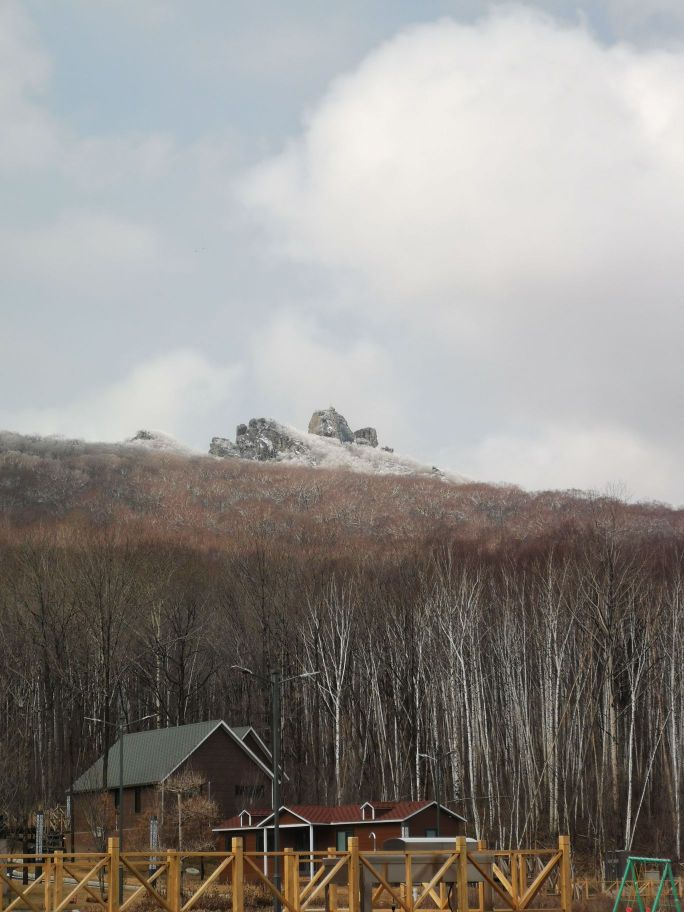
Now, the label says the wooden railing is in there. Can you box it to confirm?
[573,878,684,901]
[0,835,572,912]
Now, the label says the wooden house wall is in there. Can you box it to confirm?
[175,727,270,820]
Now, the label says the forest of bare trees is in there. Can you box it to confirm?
[1,435,684,872]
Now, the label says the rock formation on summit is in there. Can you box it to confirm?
[211,408,385,465]
[208,436,238,458]
[353,427,378,447]
[210,418,306,461]
[308,407,355,443]
[202,407,459,480]
[308,408,379,448]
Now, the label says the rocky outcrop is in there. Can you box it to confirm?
[209,437,239,458]
[354,427,378,447]
[308,407,354,443]
[210,408,395,467]
[211,419,308,462]
[236,418,308,460]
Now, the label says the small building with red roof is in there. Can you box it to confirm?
[213,799,466,865]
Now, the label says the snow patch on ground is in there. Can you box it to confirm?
[124,430,199,455]
[266,422,468,482]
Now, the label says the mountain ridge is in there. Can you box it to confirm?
[128,405,467,482]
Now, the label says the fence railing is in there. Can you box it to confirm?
[0,835,572,912]
[573,878,684,901]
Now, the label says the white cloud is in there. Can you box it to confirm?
[0,0,61,169]
[247,312,403,441]
[1,351,240,444]
[243,9,684,307]
[0,210,164,288]
[453,423,680,504]
[241,8,684,501]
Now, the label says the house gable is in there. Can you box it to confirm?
[163,722,273,784]
[171,725,270,820]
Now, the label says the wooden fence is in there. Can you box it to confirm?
[0,835,572,912]
[573,878,684,901]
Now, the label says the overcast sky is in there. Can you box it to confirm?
[2,1,684,504]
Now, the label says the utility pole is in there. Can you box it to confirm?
[119,723,124,850]
[271,669,282,907]
[232,665,319,912]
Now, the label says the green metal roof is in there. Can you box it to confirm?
[72,720,262,793]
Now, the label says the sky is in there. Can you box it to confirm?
[2,0,684,504]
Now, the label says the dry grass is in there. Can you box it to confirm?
[573,893,616,912]
[126,884,272,912]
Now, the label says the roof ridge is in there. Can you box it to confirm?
[72,719,265,792]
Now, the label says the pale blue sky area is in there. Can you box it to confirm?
[3,1,684,502]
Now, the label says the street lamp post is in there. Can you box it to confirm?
[118,721,124,849]
[270,670,281,872]
[232,666,318,912]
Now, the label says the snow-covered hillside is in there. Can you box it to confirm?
[206,407,468,482]
[250,420,467,481]
[0,409,467,482]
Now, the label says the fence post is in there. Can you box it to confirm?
[292,853,300,912]
[284,849,294,911]
[232,838,243,912]
[405,849,413,912]
[43,854,52,912]
[167,851,181,912]
[511,853,519,909]
[476,841,487,912]
[348,838,360,912]
[326,847,337,912]
[108,837,120,912]
[559,836,572,912]
[519,854,527,899]
[54,850,64,911]
[457,837,469,912]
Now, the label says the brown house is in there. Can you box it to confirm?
[71,720,272,851]
[214,800,466,873]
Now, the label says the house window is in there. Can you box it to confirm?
[401,824,409,837]
[135,787,142,814]
[425,828,437,838]
[113,790,120,809]
[336,830,353,851]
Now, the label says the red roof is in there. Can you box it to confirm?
[283,804,367,823]
[217,807,274,829]
[376,801,435,821]
[215,800,465,831]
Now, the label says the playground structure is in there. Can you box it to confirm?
[611,857,681,912]
[0,835,572,912]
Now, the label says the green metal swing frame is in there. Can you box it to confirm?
[612,857,681,912]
